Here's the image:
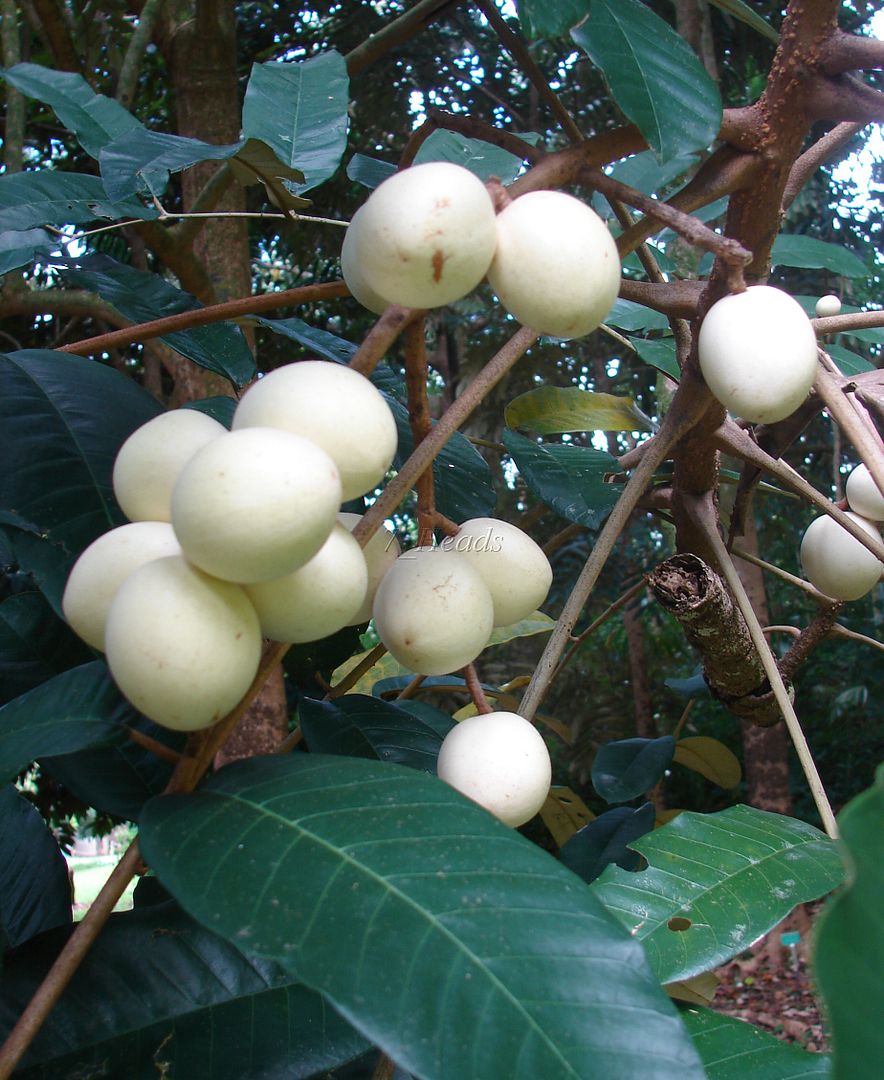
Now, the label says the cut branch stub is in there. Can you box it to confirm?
[647,554,790,727]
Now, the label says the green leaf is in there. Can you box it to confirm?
[0,902,369,1078]
[560,803,656,883]
[515,0,588,40]
[681,1007,831,1078]
[0,63,141,158]
[591,804,844,983]
[632,338,680,379]
[347,153,397,190]
[825,344,876,375]
[182,395,237,427]
[572,0,721,161]
[242,51,349,194]
[605,152,698,198]
[704,1,779,44]
[0,228,56,275]
[505,386,655,435]
[0,785,71,949]
[0,526,74,617]
[0,171,157,231]
[673,736,741,789]
[59,255,256,386]
[140,754,706,1080]
[606,299,671,332]
[771,235,867,277]
[487,610,556,645]
[414,129,532,184]
[228,137,311,212]
[592,737,676,803]
[815,765,884,1080]
[99,128,242,201]
[503,429,621,528]
[299,693,453,771]
[0,590,91,706]
[0,660,137,784]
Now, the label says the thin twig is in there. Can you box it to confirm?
[403,319,436,547]
[348,305,425,378]
[830,623,884,653]
[462,664,494,714]
[815,353,884,499]
[552,579,647,681]
[327,643,388,698]
[396,673,426,700]
[126,727,182,765]
[731,544,832,600]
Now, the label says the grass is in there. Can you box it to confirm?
[69,855,136,919]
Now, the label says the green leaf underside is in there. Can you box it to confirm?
[592,737,676,804]
[825,344,875,376]
[0,902,368,1078]
[772,235,867,277]
[706,1,779,44]
[99,128,243,201]
[814,765,884,1080]
[572,0,721,162]
[414,128,530,184]
[0,172,157,231]
[0,228,57,275]
[591,805,843,984]
[503,429,620,529]
[346,153,397,189]
[505,385,654,435]
[682,1007,830,1078]
[515,0,587,40]
[140,754,706,1080]
[242,51,349,194]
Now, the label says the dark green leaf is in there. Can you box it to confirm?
[0,228,57,275]
[0,590,91,706]
[825,344,875,375]
[592,737,676,803]
[572,0,721,161]
[0,660,135,784]
[815,765,884,1080]
[560,803,656,883]
[681,1007,830,1078]
[592,805,844,983]
[347,153,397,190]
[242,51,349,194]
[100,128,242,201]
[607,299,671,332]
[664,670,709,698]
[771,235,867,277]
[140,754,706,1080]
[505,386,655,434]
[414,129,532,184]
[228,138,311,212]
[503,429,620,529]
[605,152,698,197]
[182,395,237,427]
[0,526,73,617]
[0,63,141,158]
[515,0,587,40]
[705,1,778,44]
[299,694,453,771]
[632,338,680,380]
[0,902,368,1078]
[0,172,157,231]
[59,255,256,386]
[0,785,71,949]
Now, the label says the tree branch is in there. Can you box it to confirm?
[345,0,464,77]
[819,28,884,75]
[783,122,866,209]
[115,0,168,108]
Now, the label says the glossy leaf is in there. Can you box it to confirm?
[592,737,676,804]
[515,0,587,40]
[0,785,71,949]
[140,754,706,1080]
[681,1007,831,1078]
[228,138,311,212]
[0,171,157,231]
[607,299,672,333]
[242,51,349,193]
[100,128,242,201]
[0,590,91,706]
[0,902,368,1078]
[673,736,741,789]
[503,429,620,529]
[815,764,884,1080]
[705,1,778,44]
[592,805,844,983]
[771,235,867,277]
[299,693,453,771]
[182,395,237,427]
[0,660,136,784]
[347,153,397,189]
[605,152,698,198]
[0,228,57,275]
[560,803,656,883]
[414,129,532,184]
[505,386,655,434]
[60,255,256,386]
[0,526,74,617]
[632,338,680,380]
[572,0,721,161]
[826,344,875,376]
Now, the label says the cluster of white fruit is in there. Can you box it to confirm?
[800,463,884,601]
[342,161,621,341]
[62,360,400,731]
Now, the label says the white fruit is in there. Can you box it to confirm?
[62,522,182,651]
[845,463,884,522]
[436,711,551,827]
[171,426,341,583]
[232,361,398,501]
[353,161,497,309]
[245,524,368,643]
[697,286,819,424]
[815,294,842,318]
[800,511,882,601]
[487,190,620,340]
[440,517,552,627]
[372,547,494,675]
[113,409,226,522]
[341,208,390,315]
[337,512,401,624]
[105,555,262,731]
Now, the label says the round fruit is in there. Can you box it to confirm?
[62,521,182,651]
[800,511,882,601]
[436,711,551,827]
[372,547,494,675]
[337,511,401,624]
[232,360,398,501]
[104,555,262,731]
[845,463,884,522]
[171,426,341,583]
[487,190,620,340]
[697,286,819,424]
[815,294,842,318]
[112,409,226,522]
[353,161,497,309]
[245,523,368,643]
[440,517,552,627]
[341,208,390,315]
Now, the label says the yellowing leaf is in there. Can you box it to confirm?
[505,386,655,435]
[330,649,406,696]
[664,972,720,1006]
[673,736,741,789]
[541,786,595,847]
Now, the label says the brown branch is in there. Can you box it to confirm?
[395,674,426,701]
[783,122,866,209]
[349,304,425,378]
[618,279,704,320]
[115,0,167,108]
[345,0,464,77]
[805,73,884,125]
[327,642,388,699]
[403,319,436,547]
[463,663,493,714]
[126,726,182,765]
[0,288,130,328]
[779,602,845,681]
[400,110,543,170]
[29,0,83,73]
[1,0,25,174]
[813,309,884,336]
[819,28,884,75]
[552,578,647,681]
